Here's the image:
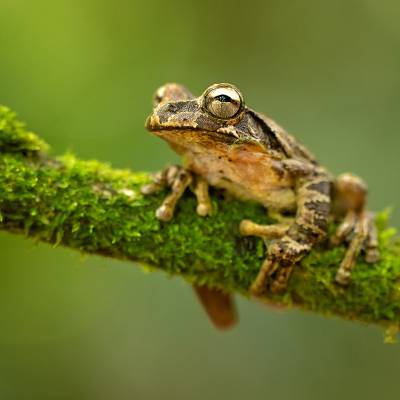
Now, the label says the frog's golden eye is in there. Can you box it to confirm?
[203,84,243,119]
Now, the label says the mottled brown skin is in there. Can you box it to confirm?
[142,83,379,329]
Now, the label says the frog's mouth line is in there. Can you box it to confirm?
[148,127,242,145]
[145,117,243,144]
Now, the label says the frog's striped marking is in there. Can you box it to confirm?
[257,175,332,293]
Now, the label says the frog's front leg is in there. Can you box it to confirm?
[192,175,212,217]
[332,173,379,285]
[141,165,212,221]
[249,174,331,295]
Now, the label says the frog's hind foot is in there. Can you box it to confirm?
[249,237,311,296]
[249,258,295,296]
[332,173,380,286]
[333,210,379,285]
[245,175,332,296]
[141,166,212,221]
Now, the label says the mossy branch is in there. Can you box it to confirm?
[1,105,400,334]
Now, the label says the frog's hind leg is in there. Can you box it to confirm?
[332,173,379,285]
[249,174,332,295]
[141,166,212,221]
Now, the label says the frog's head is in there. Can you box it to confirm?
[145,83,279,149]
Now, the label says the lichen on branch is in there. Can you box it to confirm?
[1,105,400,333]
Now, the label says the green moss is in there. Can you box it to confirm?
[0,106,49,154]
[1,105,400,330]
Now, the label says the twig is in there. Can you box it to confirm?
[1,105,400,334]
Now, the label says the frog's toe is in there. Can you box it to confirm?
[196,203,212,217]
[270,265,294,294]
[365,212,380,264]
[335,268,352,286]
[250,258,294,296]
[239,220,256,236]
[156,204,174,222]
[141,168,172,196]
[331,212,356,246]
[141,183,161,195]
[250,259,275,296]
[365,248,379,264]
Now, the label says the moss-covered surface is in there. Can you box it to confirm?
[1,105,400,332]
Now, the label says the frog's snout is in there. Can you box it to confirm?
[145,116,151,130]
[145,103,172,132]
[145,114,158,131]
[145,99,201,133]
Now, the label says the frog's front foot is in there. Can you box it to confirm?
[332,173,380,285]
[141,165,212,221]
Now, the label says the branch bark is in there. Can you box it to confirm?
[1,105,400,333]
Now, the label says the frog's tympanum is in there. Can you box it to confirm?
[142,83,379,329]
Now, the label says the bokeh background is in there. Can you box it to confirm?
[1,0,400,399]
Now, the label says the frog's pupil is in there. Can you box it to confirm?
[215,94,231,103]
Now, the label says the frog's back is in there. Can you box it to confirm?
[250,109,319,164]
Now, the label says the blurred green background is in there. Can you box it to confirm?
[1,0,400,399]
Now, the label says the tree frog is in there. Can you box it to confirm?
[142,83,379,329]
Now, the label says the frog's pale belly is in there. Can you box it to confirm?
[183,141,297,212]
